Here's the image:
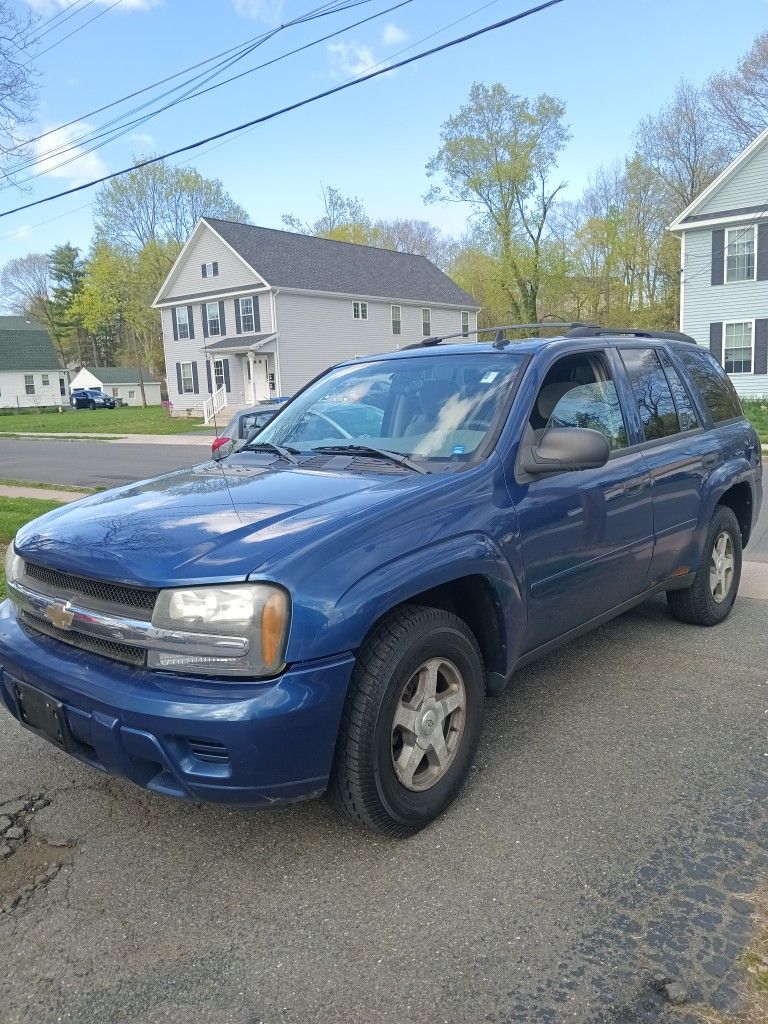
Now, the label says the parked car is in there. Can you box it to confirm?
[2,326,762,836]
[70,388,115,410]
[211,402,285,456]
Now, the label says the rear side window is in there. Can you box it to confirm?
[657,349,700,431]
[620,348,679,440]
[675,346,742,423]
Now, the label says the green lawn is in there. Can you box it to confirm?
[743,399,768,444]
[0,405,205,435]
[0,496,64,592]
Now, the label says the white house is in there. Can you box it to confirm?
[70,366,162,406]
[670,127,768,398]
[0,316,68,409]
[152,218,480,419]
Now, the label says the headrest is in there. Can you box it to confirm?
[537,382,575,421]
[419,379,455,408]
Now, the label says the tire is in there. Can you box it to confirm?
[329,604,485,837]
[667,505,742,626]
[89,400,96,410]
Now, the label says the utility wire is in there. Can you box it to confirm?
[26,0,138,64]
[0,0,564,220]
[4,0,388,186]
[25,0,100,48]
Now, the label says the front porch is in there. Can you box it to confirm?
[201,334,279,423]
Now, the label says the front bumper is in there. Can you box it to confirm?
[0,599,354,806]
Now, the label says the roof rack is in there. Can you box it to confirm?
[565,326,698,345]
[401,323,600,351]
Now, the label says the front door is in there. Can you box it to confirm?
[510,350,655,652]
[251,356,270,401]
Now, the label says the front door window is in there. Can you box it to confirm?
[213,359,225,391]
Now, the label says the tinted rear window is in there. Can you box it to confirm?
[620,348,679,440]
[675,346,742,423]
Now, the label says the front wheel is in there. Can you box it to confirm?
[329,605,485,837]
[667,505,742,626]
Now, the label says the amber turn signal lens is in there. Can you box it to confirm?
[261,589,288,669]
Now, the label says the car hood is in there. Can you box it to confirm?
[14,459,420,587]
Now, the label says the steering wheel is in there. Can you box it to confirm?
[306,411,353,439]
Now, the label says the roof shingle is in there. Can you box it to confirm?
[204,219,478,307]
[0,316,61,373]
[85,366,159,384]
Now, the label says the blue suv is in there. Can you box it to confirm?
[70,388,116,410]
[1,326,762,835]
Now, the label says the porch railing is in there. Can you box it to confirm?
[203,385,226,424]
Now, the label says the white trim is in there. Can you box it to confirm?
[722,318,756,375]
[724,224,757,283]
[391,303,402,335]
[238,295,256,333]
[669,127,768,231]
[422,307,432,336]
[679,233,685,330]
[672,209,768,233]
[155,284,270,309]
[275,285,479,310]
[180,361,195,395]
[152,219,271,306]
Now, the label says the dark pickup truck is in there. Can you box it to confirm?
[1,325,762,836]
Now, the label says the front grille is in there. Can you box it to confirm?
[24,561,158,616]
[19,610,146,667]
[187,739,229,765]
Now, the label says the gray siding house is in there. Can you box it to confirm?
[670,127,768,398]
[153,218,479,419]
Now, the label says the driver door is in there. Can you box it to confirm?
[511,350,654,653]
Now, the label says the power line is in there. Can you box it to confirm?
[5,0,389,188]
[0,0,565,220]
[25,0,100,48]
[25,0,129,64]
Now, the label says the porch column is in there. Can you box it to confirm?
[247,352,256,405]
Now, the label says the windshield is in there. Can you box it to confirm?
[254,352,525,464]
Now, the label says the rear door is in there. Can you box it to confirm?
[617,344,720,585]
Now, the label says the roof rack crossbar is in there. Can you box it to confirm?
[401,322,599,351]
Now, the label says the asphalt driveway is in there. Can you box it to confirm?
[0,586,766,1024]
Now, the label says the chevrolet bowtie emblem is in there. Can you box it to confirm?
[44,601,75,631]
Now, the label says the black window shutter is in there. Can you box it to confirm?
[755,319,768,375]
[757,224,768,281]
[191,362,199,394]
[201,304,209,338]
[223,358,231,393]
[711,229,725,286]
[213,262,219,277]
[171,307,178,341]
[709,322,723,363]
[253,296,261,331]
[219,300,226,336]
[201,263,208,278]
[187,305,195,340]
[234,298,242,334]
[175,362,182,394]
[206,360,213,393]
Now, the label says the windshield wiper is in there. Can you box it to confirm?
[240,441,300,465]
[312,444,430,474]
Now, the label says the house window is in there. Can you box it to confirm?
[176,305,190,339]
[59,377,66,396]
[213,359,225,391]
[24,374,35,395]
[41,373,49,386]
[422,308,432,336]
[353,301,368,320]
[725,226,755,283]
[112,388,119,398]
[723,321,753,373]
[206,301,221,336]
[461,310,470,337]
[391,305,402,335]
[180,362,194,394]
[239,296,255,333]
[202,261,218,278]
[129,390,135,398]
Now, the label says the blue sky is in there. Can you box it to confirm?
[2,0,767,266]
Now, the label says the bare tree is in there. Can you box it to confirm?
[0,252,53,328]
[708,31,768,154]
[637,80,729,211]
[0,1,38,177]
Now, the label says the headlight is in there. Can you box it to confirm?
[148,583,290,678]
[4,543,21,591]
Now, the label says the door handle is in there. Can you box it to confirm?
[623,477,646,497]
[702,453,719,469]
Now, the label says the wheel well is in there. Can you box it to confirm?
[718,483,753,546]
[395,575,505,680]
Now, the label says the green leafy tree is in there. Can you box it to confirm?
[49,244,87,367]
[425,82,570,325]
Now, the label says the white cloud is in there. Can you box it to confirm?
[327,40,379,79]
[232,0,283,24]
[382,23,408,46]
[25,0,158,11]
[129,132,155,149]
[33,123,108,187]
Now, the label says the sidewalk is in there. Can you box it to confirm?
[0,431,214,446]
[0,484,92,503]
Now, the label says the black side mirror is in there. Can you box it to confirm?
[519,427,610,476]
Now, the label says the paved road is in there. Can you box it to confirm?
[0,437,208,489]
[0,588,766,1024]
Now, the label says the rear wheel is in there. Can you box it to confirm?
[667,505,742,626]
[88,400,96,410]
[329,605,485,837]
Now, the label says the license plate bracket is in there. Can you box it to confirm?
[11,677,72,752]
